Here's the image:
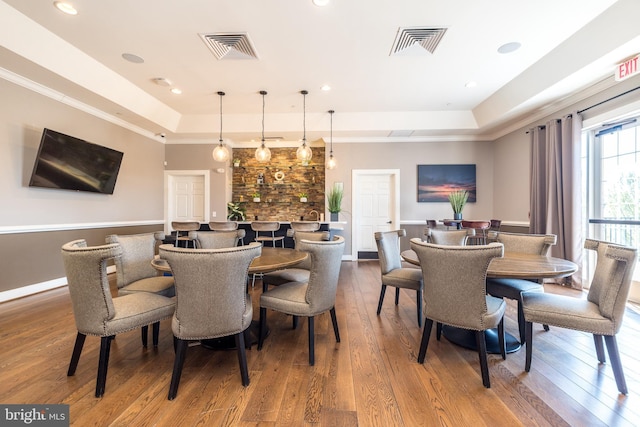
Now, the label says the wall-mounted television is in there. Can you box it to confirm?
[29,128,124,194]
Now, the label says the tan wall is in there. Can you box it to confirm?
[0,78,166,294]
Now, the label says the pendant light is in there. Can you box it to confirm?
[296,90,313,165]
[212,91,230,162]
[326,109,337,169]
[255,90,271,162]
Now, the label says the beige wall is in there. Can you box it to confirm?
[0,78,166,294]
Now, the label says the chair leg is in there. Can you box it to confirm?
[475,330,491,388]
[67,332,86,376]
[417,319,433,363]
[376,285,387,315]
[330,307,340,342]
[543,324,550,331]
[308,316,315,366]
[234,333,250,386]
[258,307,267,350]
[395,287,400,305]
[168,338,189,400]
[593,334,606,363]
[292,315,299,329]
[517,300,526,343]
[152,322,160,347]
[604,335,627,395]
[524,321,533,372]
[498,317,506,360]
[141,325,148,347]
[95,336,114,398]
[436,322,442,341]
[416,289,423,328]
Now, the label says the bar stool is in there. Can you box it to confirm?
[251,221,284,247]
[171,221,200,248]
[209,221,244,245]
[461,220,491,245]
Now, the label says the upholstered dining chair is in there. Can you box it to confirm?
[105,232,175,301]
[258,236,345,366]
[374,230,424,327]
[188,230,244,249]
[523,239,637,394]
[61,239,176,397]
[171,221,200,248]
[158,242,262,400]
[252,221,285,247]
[425,228,472,246]
[426,219,438,229]
[410,238,506,388]
[290,221,321,232]
[485,232,557,342]
[209,221,245,245]
[262,230,330,291]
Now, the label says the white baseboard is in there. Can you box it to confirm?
[0,265,116,303]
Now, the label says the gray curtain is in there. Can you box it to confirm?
[529,113,583,288]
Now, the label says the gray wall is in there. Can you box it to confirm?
[0,78,166,293]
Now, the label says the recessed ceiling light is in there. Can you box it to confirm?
[313,0,330,6]
[497,42,521,54]
[170,88,182,95]
[465,81,477,88]
[321,84,331,91]
[122,53,144,63]
[53,1,77,15]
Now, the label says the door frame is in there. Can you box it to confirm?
[164,170,210,234]
[351,169,400,258]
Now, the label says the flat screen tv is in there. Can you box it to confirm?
[29,128,124,194]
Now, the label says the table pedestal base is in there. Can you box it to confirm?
[441,325,521,354]
[201,321,267,350]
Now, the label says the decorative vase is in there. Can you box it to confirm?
[253,197,260,203]
[233,161,240,167]
[300,197,307,203]
[330,212,339,221]
[453,212,462,220]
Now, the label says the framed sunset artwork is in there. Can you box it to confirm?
[417,164,477,202]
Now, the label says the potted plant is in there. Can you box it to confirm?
[448,189,469,220]
[299,192,308,203]
[327,184,343,221]
[233,158,240,167]
[251,191,261,202]
[226,201,246,221]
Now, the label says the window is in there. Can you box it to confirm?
[583,117,640,284]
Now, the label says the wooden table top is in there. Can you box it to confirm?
[152,246,308,274]
[401,249,577,279]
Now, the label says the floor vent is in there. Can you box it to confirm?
[390,27,447,55]
[200,32,259,60]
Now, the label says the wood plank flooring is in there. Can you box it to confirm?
[1,260,639,426]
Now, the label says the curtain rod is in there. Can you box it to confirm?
[577,85,640,114]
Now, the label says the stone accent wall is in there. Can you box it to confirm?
[231,147,325,221]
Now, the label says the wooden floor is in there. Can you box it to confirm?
[2,260,640,426]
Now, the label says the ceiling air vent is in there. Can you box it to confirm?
[390,27,447,56]
[199,32,259,60]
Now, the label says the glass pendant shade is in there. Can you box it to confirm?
[326,153,337,169]
[255,90,270,162]
[255,141,271,162]
[296,90,312,163]
[212,140,229,162]
[212,91,230,162]
[296,141,313,163]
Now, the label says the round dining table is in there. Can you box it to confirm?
[151,246,308,274]
[400,249,578,353]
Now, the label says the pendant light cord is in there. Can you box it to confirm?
[218,91,224,143]
[261,91,266,143]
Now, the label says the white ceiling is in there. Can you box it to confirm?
[1,0,639,146]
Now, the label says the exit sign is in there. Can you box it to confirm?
[615,54,639,81]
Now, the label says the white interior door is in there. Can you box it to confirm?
[164,170,210,233]
[352,169,400,257]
